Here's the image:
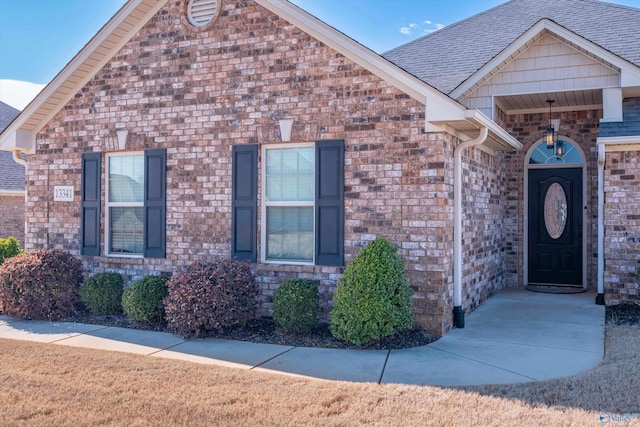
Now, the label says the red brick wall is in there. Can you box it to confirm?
[0,194,25,244]
[26,0,468,334]
[604,150,640,303]
[460,147,509,312]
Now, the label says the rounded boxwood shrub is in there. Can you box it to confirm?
[273,278,319,333]
[79,272,124,316]
[122,275,168,322]
[0,236,22,265]
[0,249,83,320]
[330,237,413,345]
[164,258,259,338]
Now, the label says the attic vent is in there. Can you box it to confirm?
[187,0,218,27]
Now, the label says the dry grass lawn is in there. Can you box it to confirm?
[1,326,639,427]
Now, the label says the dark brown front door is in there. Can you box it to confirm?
[528,168,582,286]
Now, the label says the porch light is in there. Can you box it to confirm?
[544,100,557,149]
[543,100,564,159]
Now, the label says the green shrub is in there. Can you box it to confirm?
[79,272,124,316]
[0,249,83,320]
[122,275,168,322]
[164,258,259,338]
[273,279,319,333]
[330,238,413,345]
[0,236,22,264]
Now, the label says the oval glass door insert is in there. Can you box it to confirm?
[544,183,568,239]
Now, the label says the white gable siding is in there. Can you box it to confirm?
[460,33,620,117]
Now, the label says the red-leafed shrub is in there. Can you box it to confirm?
[163,258,259,338]
[0,249,84,320]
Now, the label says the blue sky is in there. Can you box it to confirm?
[1,0,639,85]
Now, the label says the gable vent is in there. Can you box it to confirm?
[187,0,218,27]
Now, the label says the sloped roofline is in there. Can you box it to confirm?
[0,0,521,153]
[450,18,640,100]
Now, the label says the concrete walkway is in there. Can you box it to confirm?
[0,288,604,386]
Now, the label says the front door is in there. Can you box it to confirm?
[528,168,582,286]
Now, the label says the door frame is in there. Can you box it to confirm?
[523,137,587,289]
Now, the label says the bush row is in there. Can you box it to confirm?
[0,238,413,345]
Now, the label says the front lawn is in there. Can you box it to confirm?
[0,324,638,426]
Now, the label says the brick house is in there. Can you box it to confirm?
[0,101,25,243]
[1,0,639,336]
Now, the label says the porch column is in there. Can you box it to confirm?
[602,88,623,122]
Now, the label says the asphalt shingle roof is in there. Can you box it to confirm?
[0,101,25,192]
[383,0,640,94]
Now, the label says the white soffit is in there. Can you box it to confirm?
[450,19,640,101]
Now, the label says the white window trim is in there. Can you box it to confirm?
[105,151,144,258]
[261,142,315,265]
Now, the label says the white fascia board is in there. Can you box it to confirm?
[256,0,467,121]
[465,109,523,150]
[0,129,36,153]
[450,19,640,100]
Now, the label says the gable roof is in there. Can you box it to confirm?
[383,0,640,95]
[0,0,521,154]
[0,101,24,192]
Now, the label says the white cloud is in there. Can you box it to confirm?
[0,79,45,110]
[399,23,417,35]
[399,19,445,37]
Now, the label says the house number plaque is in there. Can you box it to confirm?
[54,186,74,202]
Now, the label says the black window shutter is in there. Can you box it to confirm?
[144,148,166,258]
[232,144,258,262]
[81,152,102,256]
[316,140,344,266]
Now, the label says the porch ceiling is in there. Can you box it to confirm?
[495,89,603,116]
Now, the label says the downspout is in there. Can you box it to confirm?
[596,144,605,305]
[12,150,27,167]
[453,126,489,328]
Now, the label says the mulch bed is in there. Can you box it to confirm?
[605,303,640,326]
[66,313,439,350]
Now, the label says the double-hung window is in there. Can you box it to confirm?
[231,140,344,266]
[106,153,145,255]
[263,143,315,263]
[80,149,166,258]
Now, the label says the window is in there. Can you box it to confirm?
[529,140,581,165]
[81,149,166,258]
[106,153,144,255]
[231,140,344,266]
[263,144,315,263]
